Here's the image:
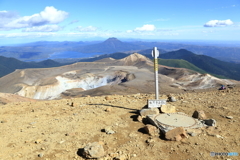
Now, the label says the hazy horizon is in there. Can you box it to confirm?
[0,0,239,45]
[2,38,240,48]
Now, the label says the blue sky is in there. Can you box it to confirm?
[0,0,240,44]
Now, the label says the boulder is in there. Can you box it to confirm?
[202,119,217,127]
[144,124,159,136]
[192,110,207,120]
[160,104,176,113]
[83,142,105,159]
[140,108,159,117]
[165,127,188,141]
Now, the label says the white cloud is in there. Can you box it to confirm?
[0,6,68,30]
[134,24,156,31]
[0,11,19,29]
[23,25,62,32]
[204,19,233,27]
[127,24,156,33]
[75,26,98,32]
[0,10,18,19]
[0,32,56,38]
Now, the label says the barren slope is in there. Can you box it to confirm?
[0,53,239,100]
[0,87,240,160]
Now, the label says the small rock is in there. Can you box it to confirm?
[140,108,159,117]
[209,106,215,109]
[192,110,207,120]
[114,154,127,160]
[132,154,137,157]
[105,107,112,112]
[82,142,105,159]
[202,119,217,127]
[38,153,44,157]
[169,96,177,102]
[146,137,155,144]
[105,96,112,100]
[137,115,143,122]
[185,128,202,137]
[70,102,74,107]
[165,127,188,141]
[226,116,233,119]
[144,124,159,136]
[0,120,7,123]
[35,139,42,144]
[160,104,176,113]
[216,135,224,138]
[109,152,118,158]
[104,126,115,134]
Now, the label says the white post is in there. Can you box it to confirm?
[151,47,159,100]
[148,47,166,108]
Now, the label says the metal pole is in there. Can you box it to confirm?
[152,47,159,100]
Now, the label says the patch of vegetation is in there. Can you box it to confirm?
[158,59,206,74]
[0,56,62,78]
[160,49,240,80]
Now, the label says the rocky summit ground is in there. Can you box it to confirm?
[0,87,240,160]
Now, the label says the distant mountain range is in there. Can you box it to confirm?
[1,38,240,63]
[160,49,240,80]
[74,49,240,80]
[1,48,240,80]
[74,37,141,53]
[1,37,240,80]
[1,52,239,100]
[0,56,61,77]
[130,41,240,63]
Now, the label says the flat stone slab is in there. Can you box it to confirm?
[155,113,197,128]
[147,112,206,133]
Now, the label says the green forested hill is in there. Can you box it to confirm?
[160,49,240,80]
[159,59,206,74]
[0,56,61,77]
